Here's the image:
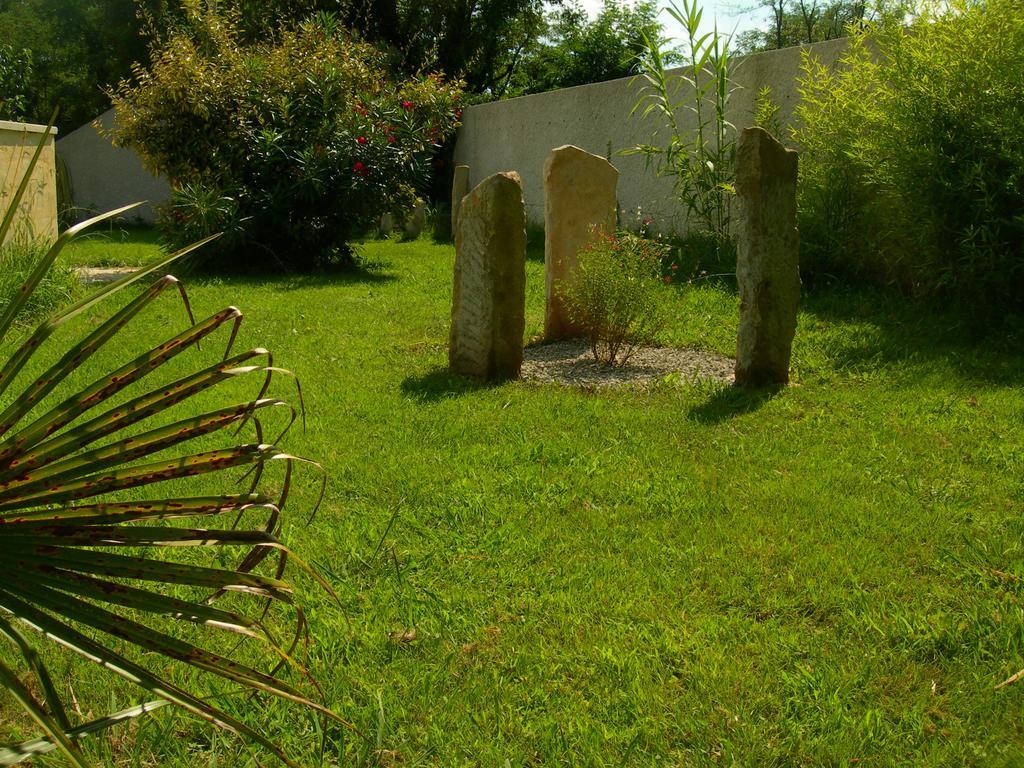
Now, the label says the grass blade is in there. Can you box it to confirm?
[0,590,305,768]
[0,659,88,768]
[0,700,168,765]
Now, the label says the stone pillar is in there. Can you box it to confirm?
[734,127,800,387]
[379,212,394,237]
[451,165,470,235]
[543,145,618,340]
[449,172,527,381]
[403,199,427,240]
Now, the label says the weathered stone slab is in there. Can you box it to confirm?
[449,172,527,381]
[451,165,470,235]
[379,212,394,236]
[734,126,800,387]
[403,199,427,240]
[543,145,618,340]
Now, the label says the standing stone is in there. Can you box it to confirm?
[451,165,470,236]
[734,126,800,387]
[379,212,394,237]
[449,172,527,381]
[403,199,427,240]
[543,145,618,340]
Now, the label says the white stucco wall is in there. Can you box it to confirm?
[454,37,849,232]
[58,108,171,224]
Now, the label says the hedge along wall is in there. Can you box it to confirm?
[454,37,848,232]
[0,120,58,244]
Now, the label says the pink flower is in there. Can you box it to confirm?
[387,134,396,144]
[455,109,463,119]
[356,136,367,145]
[353,161,369,177]
[663,276,673,284]
[401,100,414,110]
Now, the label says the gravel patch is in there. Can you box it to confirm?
[521,339,734,388]
[75,266,138,285]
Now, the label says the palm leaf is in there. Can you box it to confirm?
[0,128,338,764]
[0,700,168,765]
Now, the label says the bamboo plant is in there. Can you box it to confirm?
[0,124,337,766]
[626,0,739,248]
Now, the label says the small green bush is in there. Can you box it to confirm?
[794,0,1024,307]
[560,230,670,366]
[108,10,462,270]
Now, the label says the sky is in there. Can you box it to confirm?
[577,0,769,43]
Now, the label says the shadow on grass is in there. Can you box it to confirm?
[800,286,1024,385]
[687,383,784,424]
[400,367,499,403]
[182,259,399,290]
[526,223,545,264]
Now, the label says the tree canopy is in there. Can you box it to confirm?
[0,0,149,130]
[505,0,663,97]
[0,0,668,130]
[733,0,911,53]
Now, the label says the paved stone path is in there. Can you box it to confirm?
[75,266,138,285]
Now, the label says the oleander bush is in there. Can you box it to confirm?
[794,0,1024,306]
[560,230,669,366]
[108,9,462,270]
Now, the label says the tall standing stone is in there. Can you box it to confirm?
[451,165,470,235]
[403,199,427,240]
[449,172,527,381]
[543,145,618,340]
[734,126,800,387]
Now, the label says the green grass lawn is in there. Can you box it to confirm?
[59,225,164,268]
[2,229,1024,766]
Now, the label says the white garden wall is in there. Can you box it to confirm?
[58,108,170,224]
[454,37,849,232]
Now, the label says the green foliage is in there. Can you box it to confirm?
[627,0,737,251]
[793,0,1024,306]
[754,85,784,142]
[0,46,33,122]
[735,0,863,52]
[506,0,665,96]
[35,232,1024,766]
[0,237,79,322]
[108,10,462,270]
[170,0,548,95]
[0,0,149,132]
[0,125,334,766]
[560,230,670,366]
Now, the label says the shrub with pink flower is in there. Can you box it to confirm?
[109,10,462,269]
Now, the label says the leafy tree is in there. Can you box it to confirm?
[0,45,33,121]
[734,0,888,52]
[505,0,663,97]
[0,0,149,131]
[163,0,552,95]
